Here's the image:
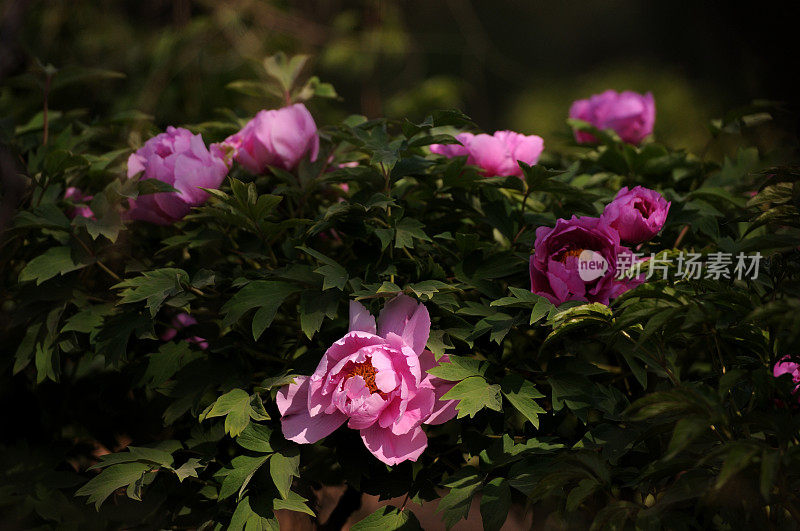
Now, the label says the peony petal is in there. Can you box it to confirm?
[278,376,347,444]
[349,300,377,334]
[377,294,430,355]
[360,424,428,466]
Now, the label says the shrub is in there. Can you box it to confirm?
[2,56,800,529]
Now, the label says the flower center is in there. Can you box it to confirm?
[633,199,651,217]
[557,248,584,263]
[344,360,380,394]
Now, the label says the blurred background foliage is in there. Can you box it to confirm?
[2,0,798,155]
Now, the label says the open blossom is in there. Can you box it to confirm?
[64,187,94,219]
[277,295,458,465]
[774,356,800,394]
[160,313,208,350]
[569,90,655,145]
[217,103,319,174]
[430,130,544,178]
[601,186,670,244]
[126,127,228,225]
[530,216,643,306]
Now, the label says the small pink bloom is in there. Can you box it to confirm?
[160,313,208,349]
[570,90,655,145]
[601,186,671,244]
[64,187,95,219]
[126,127,229,225]
[530,216,643,306]
[774,356,800,391]
[430,130,544,178]
[216,103,319,174]
[277,295,458,465]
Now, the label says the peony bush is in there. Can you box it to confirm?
[2,55,800,529]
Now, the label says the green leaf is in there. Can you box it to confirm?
[760,449,780,499]
[270,446,300,500]
[501,374,546,429]
[665,417,708,460]
[229,495,280,531]
[272,489,315,516]
[406,280,453,301]
[13,322,41,374]
[113,268,190,317]
[566,478,598,512]
[19,246,91,285]
[426,355,485,381]
[237,423,273,453]
[299,290,339,339]
[61,303,114,336]
[218,454,270,500]
[205,389,252,437]
[394,218,431,249]
[221,281,299,340]
[173,458,204,482]
[480,478,511,531]
[140,341,200,388]
[297,246,349,290]
[351,506,422,530]
[76,462,152,509]
[89,445,176,470]
[442,376,502,418]
[714,443,759,490]
[437,467,481,529]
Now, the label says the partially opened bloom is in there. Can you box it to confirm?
[126,126,228,225]
[601,186,671,244]
[218,103,319,174]
[569,90,655,145]
[430,130,544,178]
[530,216,643,306]
[277,295,458,465]
[774,356,800,396]
[160,313,208,350]
[64,187,94,219]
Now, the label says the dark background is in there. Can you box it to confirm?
[2,0,798,152]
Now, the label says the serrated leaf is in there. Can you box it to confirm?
[218,454,270,500]
[351,505,422,530]
[76,462,152,509]
[270,446,300,500]
[221,281,299,340]
[480,478,511,531]
[19,246,91,285]
[299,290,339,339]
[113,268,190,317]
[272,489,315,516]
[394,218,430,249]
[174,458,204,482]
[501,374,546,429]
[205,389,252,437]
[426,355,485,381]
[442,376,501,418]
[237,423,273,453]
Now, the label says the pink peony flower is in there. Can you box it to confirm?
[64,187,95,219]
[430,130,544,178]
[126,126,229,225]
[569,90,655,145]
[277,295,458,465]
[217,103,319,174]
[774,356,800,391]
[160,313,208,350]
[530,216,643,306]
[601,186,671,244]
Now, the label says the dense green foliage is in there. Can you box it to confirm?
[2,57,800,530]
